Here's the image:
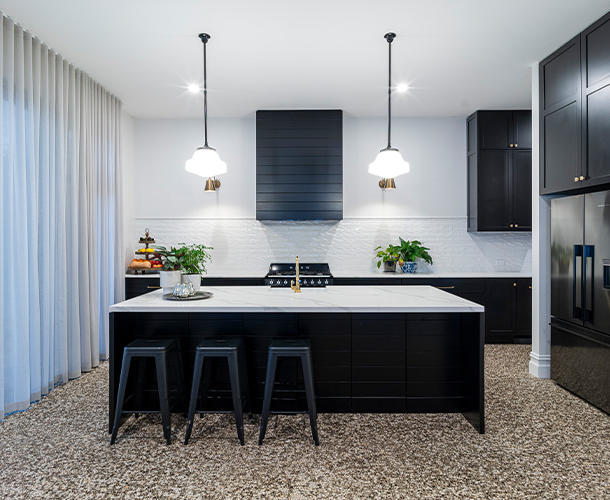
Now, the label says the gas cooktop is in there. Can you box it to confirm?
[265,263,333,287]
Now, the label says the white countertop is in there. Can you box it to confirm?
[125,272,531,279]
[111,285,484,313]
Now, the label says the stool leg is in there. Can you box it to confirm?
[258,351,277,445]
[134,357,147,419]
[184,351,204,445]
[173,347,187,415]
[155,352,172,445]
[227,351,245,445]
[110,352,132,445]
[300,352,319,446]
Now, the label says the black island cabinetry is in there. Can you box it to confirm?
[109,286,485,434]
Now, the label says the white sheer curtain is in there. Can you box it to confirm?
[0,13,123,419]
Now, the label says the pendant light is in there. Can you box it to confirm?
[185,33,227,191]
[368,32,409,189]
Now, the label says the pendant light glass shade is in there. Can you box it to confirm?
[368,148,410,178]
[185,146,227,178]
[369,32,409,188]
[185,33,226,187]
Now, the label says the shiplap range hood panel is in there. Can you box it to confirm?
[256,110,343,221]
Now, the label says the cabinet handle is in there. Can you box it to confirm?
[528,285,532,289]
[579,175,585,181]
[146,285,161,289]
[438,285,455,289]
[515,224,519,228]
[509,143,514,147]
[574,177,579,183]
[515,143,518,147]
[509,223,514,228]
[513,282,517,287]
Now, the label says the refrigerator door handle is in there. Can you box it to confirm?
[584,245,594,322]
[573,244,583,320]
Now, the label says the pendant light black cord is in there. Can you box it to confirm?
[384,32,396,150]
[199,33,210,147]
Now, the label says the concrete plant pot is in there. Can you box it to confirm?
[159,270,181,293]
[181,273,201,292]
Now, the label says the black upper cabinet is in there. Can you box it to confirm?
[540,11,610,194]
[582,13,610,188]
[467,111,532,232]
[512,150,532,230]
[256,110,343,221]
[477,111,531,150]
[512,111,532,149]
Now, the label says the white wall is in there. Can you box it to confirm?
[126,115,532,276]
[121,109,136,273]
[134,116,467,219]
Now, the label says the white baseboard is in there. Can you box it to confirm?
[529,351,551,378]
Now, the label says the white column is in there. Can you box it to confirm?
[529,63,551,378]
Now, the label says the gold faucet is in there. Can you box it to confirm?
[290,256,302,293]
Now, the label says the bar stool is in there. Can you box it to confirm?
[184,338,248,445]
[110,338,185,445]
[258,339,319,446]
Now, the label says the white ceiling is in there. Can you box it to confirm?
[1,0,608,118]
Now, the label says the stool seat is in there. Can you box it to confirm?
[197,338,242,350]
[184,337,248,445]
[127,338,177,350]
[110,338,185,445]
[258,338,319,446]
[268,338,310,351]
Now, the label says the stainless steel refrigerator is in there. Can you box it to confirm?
[551,190,610,413]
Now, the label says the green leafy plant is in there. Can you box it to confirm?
[396,237,433,265]
[154,243,213,273]
[374,243,401,269]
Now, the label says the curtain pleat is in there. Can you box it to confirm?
[0,12,122,418]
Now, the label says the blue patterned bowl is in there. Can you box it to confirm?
[401,261,417,273]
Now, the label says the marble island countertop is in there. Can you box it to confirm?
[110,285,484,313]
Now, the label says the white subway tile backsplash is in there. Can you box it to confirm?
[131,218,531,276]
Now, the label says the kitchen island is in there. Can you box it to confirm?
[109,286,485,433]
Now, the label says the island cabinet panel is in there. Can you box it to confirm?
[109,310,485,433]
[351,314,406,412]
[405,314,466,412]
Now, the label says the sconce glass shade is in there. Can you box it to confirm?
[185,146,227,178]
[368,148,410,179]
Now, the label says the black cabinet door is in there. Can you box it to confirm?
[514,279,532,343]
[512,111,532,149]
[582,13,610,188]
[540,36,582,194]
[125,277,161,299]
[477,111,512,149]
[511,150,532,230]
[477,150,511,231]
[485,279,516,343]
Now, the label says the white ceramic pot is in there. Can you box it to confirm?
[159,270,181,293]
[181,273,201,292]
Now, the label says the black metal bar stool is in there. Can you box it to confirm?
[111,338,185,445]
[258,339,319,446]
[184,338,248,445]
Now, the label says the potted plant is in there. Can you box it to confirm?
[375,243,401,272]
[154,245,183,292]
[396,237,433,273]
[176,243,213,292]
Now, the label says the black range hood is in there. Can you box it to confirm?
[256,110,343,221]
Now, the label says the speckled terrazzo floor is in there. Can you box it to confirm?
[1,345,609,499]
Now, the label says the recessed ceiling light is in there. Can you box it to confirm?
[187,83,201,94]
[396,82,409,93]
